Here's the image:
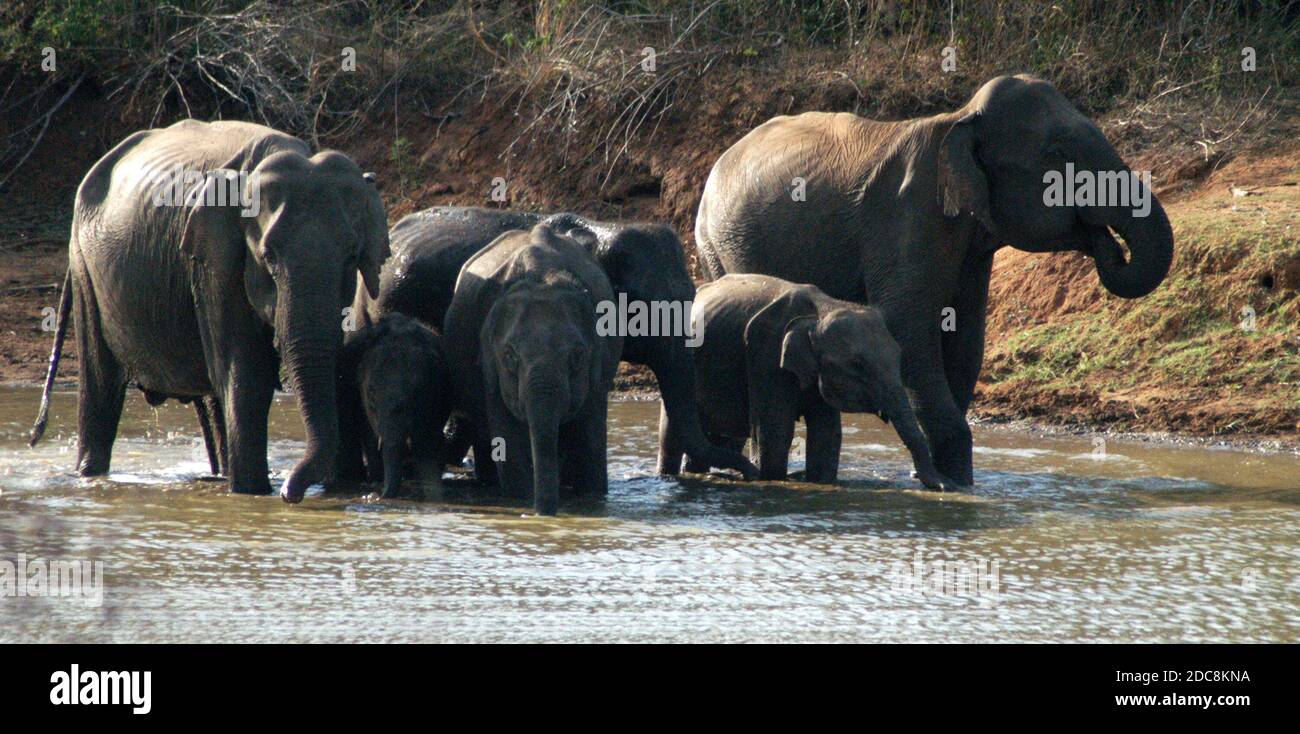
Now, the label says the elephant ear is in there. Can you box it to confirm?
[180,170,244,266]
[937,113,995,232]
[180,170,265,319]
[357,184,390,299]
[779,317,819,391]
[743,291,817,389]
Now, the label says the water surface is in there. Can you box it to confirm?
[1,386,1297,642]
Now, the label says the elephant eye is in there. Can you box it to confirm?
[502,347,520,371]
[261,248,277,266]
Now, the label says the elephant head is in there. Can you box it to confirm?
[180,149,390,503]
[937,74,1173,298]
[483,261,601,515]
[777,306,907,418]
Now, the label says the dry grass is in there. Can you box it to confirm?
[3,1,1296,190]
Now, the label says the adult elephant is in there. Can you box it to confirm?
[695,74,1174,486]
[29,120,389,503]
[349,206,757,479]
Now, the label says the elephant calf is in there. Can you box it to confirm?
[337,314,451,499]
[663,274,954,489]
[443,222,622,515]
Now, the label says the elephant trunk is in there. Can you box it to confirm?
[649,342,757,478]
[883,388,955,490]
[1082,151,1175,299]
[279,318,341,504]
[524,385,563,516]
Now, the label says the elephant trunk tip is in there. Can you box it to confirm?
[1093,199,1175,300]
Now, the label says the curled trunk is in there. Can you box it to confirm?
[1092,193,1174,299]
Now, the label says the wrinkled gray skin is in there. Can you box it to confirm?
[669,274,953,489]
[337,313,450,499]
[347,206,756,479]
[443,222,622,515]
[29,120,390,503]
[696,75,1174,486]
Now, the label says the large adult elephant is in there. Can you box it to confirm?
[348,206,756,479]
[29,120,389,503]
[695,74,1174,486]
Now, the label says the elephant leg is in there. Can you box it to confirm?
[444,413,474,469]
[562,399,608,497]
[72,279,126,477]
[470,437,500,486]
[378,428,407,499]
[455,412,499,486]
[941,251,992,416]
[486,397,532,498]
[900,337,973,487]
[193,400,220,476]
[206,395,228,476]
[360,422,382,483]
[647,348,757,479]
[656,403,685,476]
[221,364,276,495]
[410,429,446,497]
[749,407,797,482]
[803,401,841,484]
[684,433,742,474]
[334,382,368,482]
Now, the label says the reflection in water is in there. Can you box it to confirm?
[1,387,1297,642]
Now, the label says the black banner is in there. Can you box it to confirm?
[0,644,1285,722]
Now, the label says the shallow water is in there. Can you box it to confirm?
[1,385,1297,642]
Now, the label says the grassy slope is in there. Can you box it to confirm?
[980,151,1300,438]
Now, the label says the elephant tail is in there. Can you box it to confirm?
[29,268,73,447]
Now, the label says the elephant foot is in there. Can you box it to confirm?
[683,456,710,474]
[77,457,111,477]
[683,447,758,480]
[278,476,309,503]
[232,478,274,496]
[912,469,966,492]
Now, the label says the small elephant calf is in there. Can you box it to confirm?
[443,222,622,515]
[663,274,954,489]
[337,313,451,498]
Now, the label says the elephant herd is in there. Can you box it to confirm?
[29,75,1173,515]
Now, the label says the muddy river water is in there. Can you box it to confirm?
[1,385,1297,642]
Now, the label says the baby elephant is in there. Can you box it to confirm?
[663,274,954,489]
[443,222,622,515]
[337,313,451,499]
